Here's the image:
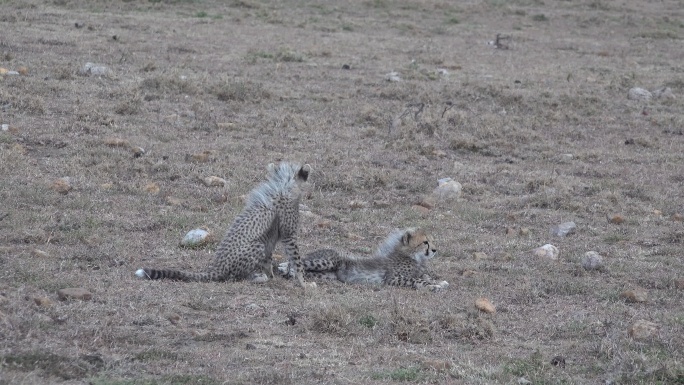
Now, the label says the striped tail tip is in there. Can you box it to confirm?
[135,269,148,279]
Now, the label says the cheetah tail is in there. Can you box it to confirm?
[134,268,213,282]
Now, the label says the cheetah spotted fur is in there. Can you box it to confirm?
[136,162,311,287]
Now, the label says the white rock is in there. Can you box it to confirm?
[1,124,8,131]
[202,176,227,187]
[80,62,110,76]
[433,178,462,200]
[532,244,559,260]
[180,228,211,247]
[385,71,401,82]
[582,251,603,270]
[628,87,652,101]
[550,221,576,237]
[437,68,449,77]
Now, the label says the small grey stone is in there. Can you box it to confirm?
[550,221,576,237]
[582,251,603,270]
[628,87,652,101]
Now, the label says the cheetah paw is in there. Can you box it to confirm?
[428,281,449,292]
[277,261,295,278]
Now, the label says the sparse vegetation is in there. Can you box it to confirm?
[0,0,682,384]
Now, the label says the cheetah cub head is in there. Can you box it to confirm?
[267,162,311,182]
[400,228,438,263]
[376,228,437,262]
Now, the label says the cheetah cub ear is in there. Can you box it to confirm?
[298,164,312,181]
[401,230,413,246]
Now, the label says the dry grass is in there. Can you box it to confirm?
[1,0,683,384]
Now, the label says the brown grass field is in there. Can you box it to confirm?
[1,0,683,384]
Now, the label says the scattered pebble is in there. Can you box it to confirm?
[433,178,462,200]
[417,195,436,209]
[621,288,648,303]
[628,87,652,101]
[431,149,447,157]
[51,177,72,195]
[422,359,451,371]
[608,215,625,224]
[202,176,227,187]
[473,252,489,261]
[33,297,53,306]
[373,200,390,208]
[17,66,28,76]
[628,319,658,340]
[675,279,684,290]
[32,249,49,258]
[550,221,576,237]
[671,213,683,222]
[180,228,212,247]
[80,62,110,76]
[581,251,603,270]
[187,150,213,163]
[342,64,351,70]
[518,377,532,385]
[519,228,530,236]
[104,137,130,147]
[57,288,92,301]
[505,227,516,236]
[0,67,7,75]
[532,244,559,260]
[436,68,449,77]
[385,71,401,82]
[462,270,477,277]
[144,182,160,194]
[316,219,332,228]
[411,204,430,214]
[167,313,181,325]
[349,200,368,209]
[245,343,257,350]
[475,297,496,314]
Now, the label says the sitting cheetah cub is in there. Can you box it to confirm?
[136,162,311,287]
[279,228,449,292]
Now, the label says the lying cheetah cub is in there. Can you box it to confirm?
[279,228,449,292]
[136,162,311,287]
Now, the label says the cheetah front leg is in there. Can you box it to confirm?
[386,275,449,292]
[280,236,307,288]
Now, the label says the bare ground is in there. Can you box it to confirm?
[0,0,683,384]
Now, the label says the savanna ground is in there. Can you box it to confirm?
[1,0,683,383]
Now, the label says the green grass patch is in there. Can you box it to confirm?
[372,366,424,381]
[134,349,179,361]
[359,314,378,328]
[89,375,219,385]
